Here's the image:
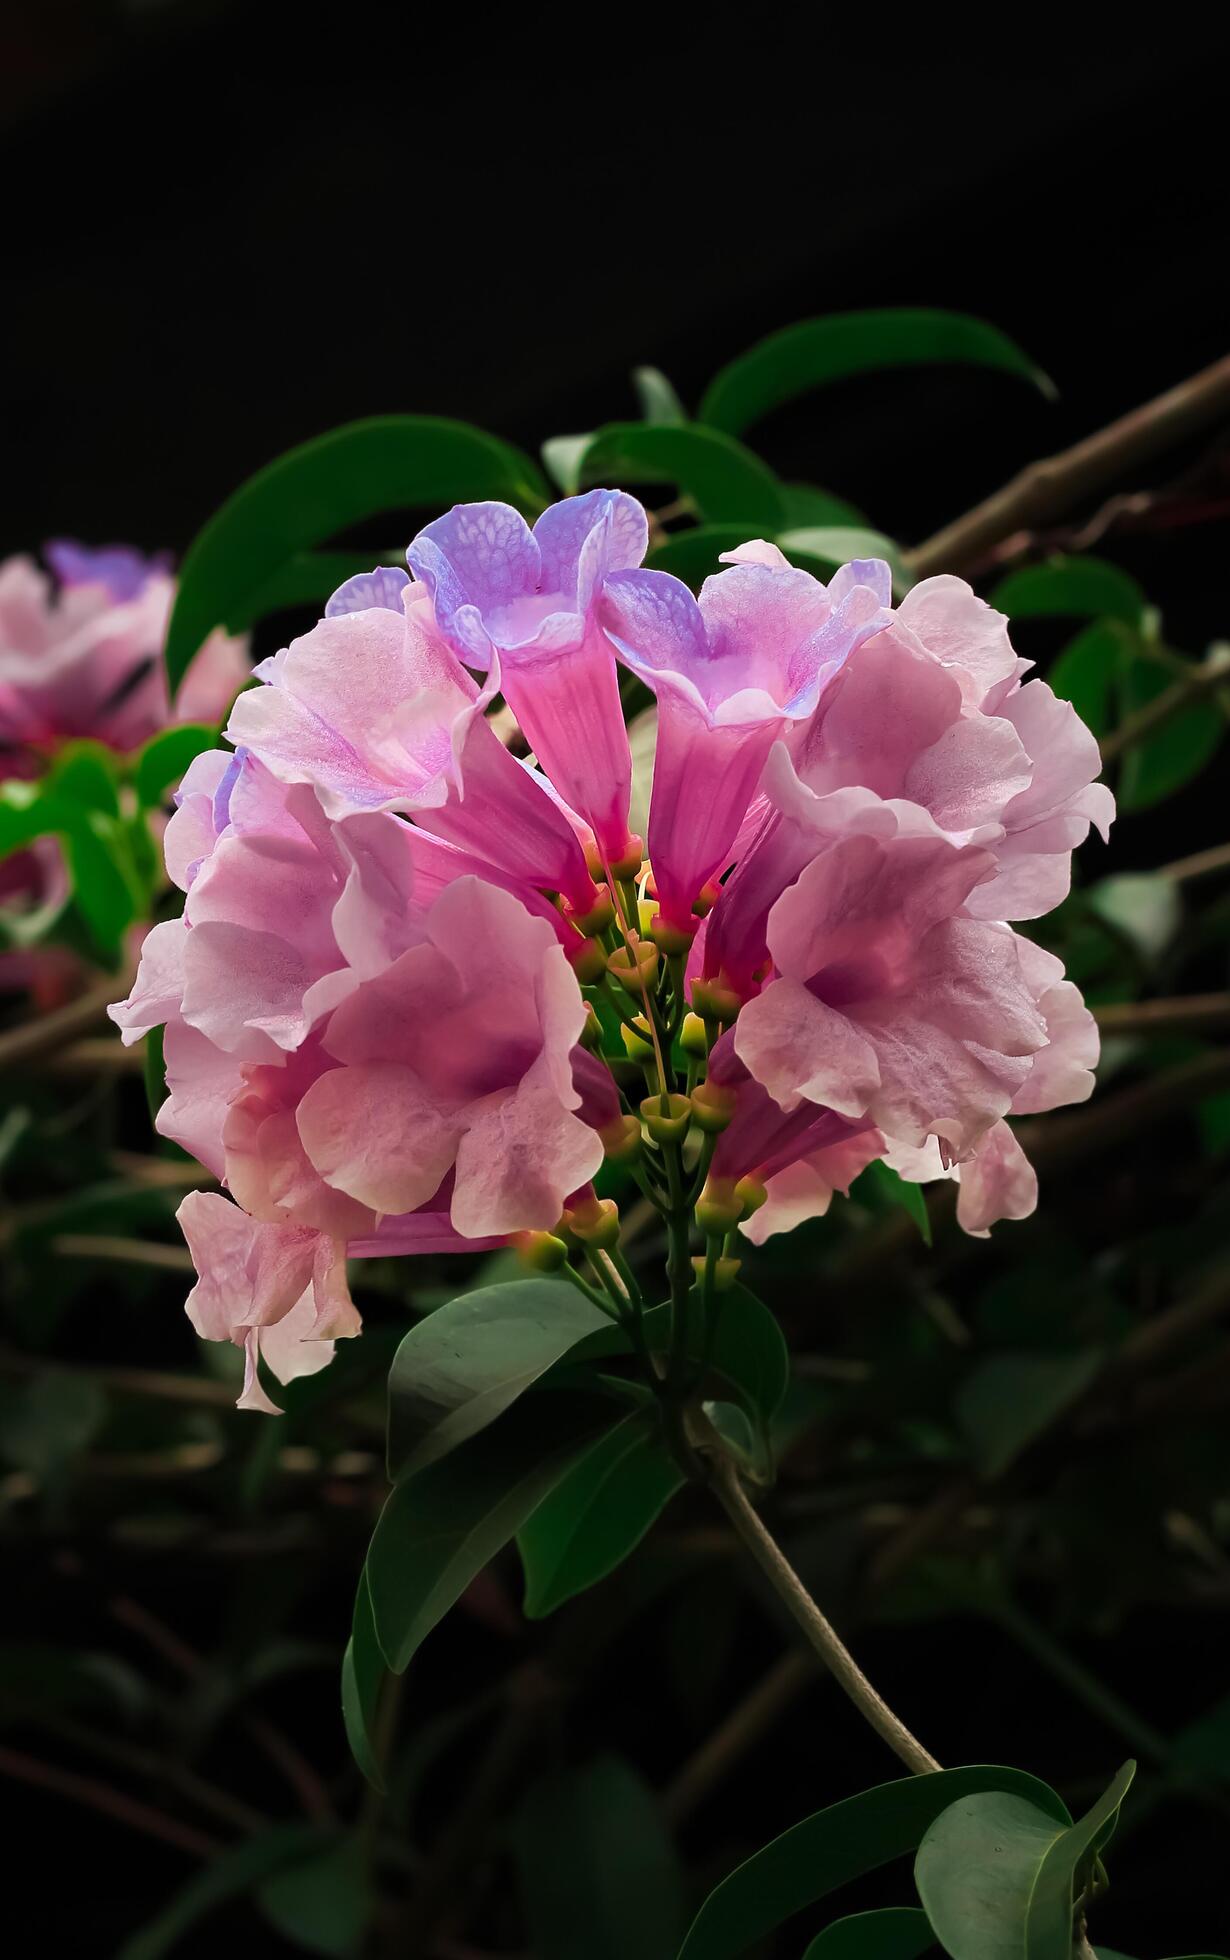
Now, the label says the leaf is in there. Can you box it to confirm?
[855,1161,932,1245]
[575,422,787,527]
[143,1025,168,1124]
[800,1907,935,1959]
[517,1411,685,1616]
[781,483,868,527]
[1048,624,1125,739]
[133,724,218,808]
[385,1278,612,1481]
[366,1390,616,1672]
[542,433,592,495]
[46,740,121,817]
[341,1567,386,1791]
[0,1370,107,1476]
[954,1349,1104,1478]
[777,526,914,596]
[990,558,1145,628]
[515,1754,685,1960]
[677,1767,1070,1960]
[231,550,400,628]
[117,1825,329,1960]
[1116,651,1225,811]
[256,1835,369,1958]
[633,365,688,424]
[914,1760,1136,1960]
[0,1643,146,1726]
[164,416,548,691]
[699,310,1053,436]
[1086,873,1180,963]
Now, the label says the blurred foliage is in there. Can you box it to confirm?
[2,310,1229,1957]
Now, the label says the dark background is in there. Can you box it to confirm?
[3,7,1230,1953]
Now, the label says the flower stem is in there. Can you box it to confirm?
[708,1450,941,1775]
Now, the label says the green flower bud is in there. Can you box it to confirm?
[640,1093,692,1143]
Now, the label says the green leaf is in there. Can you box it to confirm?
[1048,624,1125,739]
[542,433,592,494]
[164,416,548,691]
[781,483,868,527]
[256,1835,369,1958]
[1116,652,1225,811]
[133,724,218,808]
[367,1391,615,1672]
[990,558,1145,628]
[117,1825,329,1960]
[678,1768,1070,1960]
[633,365,688,424]
[855,1160,932,1245]
[645,525,884,593]
[46,740,121,817]
[800,1907,935,1959]
[386,1278,612,1480]
[954,1349,1104,1478]
[778,526,914,596]
[0,1370,107,1476]
[1086,873,1180,964]
[914,1760,1136,1960]
[517,1411,685,1616]
[699,310,1053,436]
[341,1567,386,1791]
[575,422,787,527]
[515,1754,685,1960]
[231,550,401,627]
[143,1025,168,1124]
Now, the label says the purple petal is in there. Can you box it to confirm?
[325,566,410,617]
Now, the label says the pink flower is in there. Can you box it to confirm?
[733,816,1049,1157]
[226,585,602,919]
[600,550,891,932]
[407,493,647,867]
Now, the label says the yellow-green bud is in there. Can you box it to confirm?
[608,835,644,881]
[608,941,660,994]
[640,1092,692,1144]
[679,1012,709,1059]
[691,976,742,1024]
[691,879,722,919]
[695,1176,743,1236]
[735,1174,768,1217]
[579,1006,604,1051]
[690,1252,742,1291]
[563,1194,621,1250]
[690,1079,736,1134]
[620,1020,656,1064]
[515,1230,569,1272]
[570,887,615,937]
[637,895,659,937]
[649,915,697,958]
[600,1114,643,1163]
[570,937,609,986]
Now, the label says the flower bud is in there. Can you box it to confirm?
[679,1012,709,1059]
[570,886,615,937]
[640,1093,692,1143]
[735,1174,768,1217]
[620,1020,656,1064]
[608,942,660,994]
[691,880,722,919]
[600,1114,642,1164]
[579,1006,605,1051]
[515,1230,569,1273]
[690,1253,742,1291]
[695,1176,742,1236]
[637,895,660,937]
[609,835,644,881]
[691,976,742,1024]
[563,1193,620,1250]
[690,1080,736,1134]
[569,937,609,986]
[650,915,698,958]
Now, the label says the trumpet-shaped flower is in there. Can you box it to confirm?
[407,493,647,865]
[600,551,891,931]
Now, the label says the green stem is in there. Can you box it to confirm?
[560,1261,623,1321]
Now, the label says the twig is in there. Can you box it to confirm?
[662,1649,814,1826]
[907,353,1230,578]
[708,1453,940,1774]
[45,1038,143,1075]
[1093,994,1230,1036]
[51,1233,194,1272]
[0,1741,218,1859]
[1160,839,1230,884]
[0,969,124,1072]
[1099,647,1230,766]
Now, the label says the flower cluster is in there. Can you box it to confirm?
[111,492,1110,1407]
[1,542,248,980]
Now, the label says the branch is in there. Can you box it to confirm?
[1093,994,1230,1037]
[907,353,1230,578]
[708,1452,940,1774]
[0,1741,218,1859]
[1099,646,1230,767]
[0,968,124,1072]
[1161,839,1230,884]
